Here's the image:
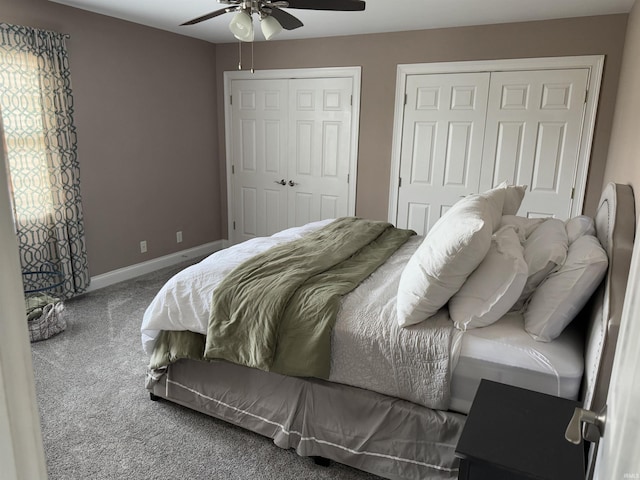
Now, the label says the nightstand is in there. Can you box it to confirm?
[455,379,585,480]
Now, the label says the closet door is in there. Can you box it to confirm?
[229,74,356,244]
[230,79,289,243]
[480,69,590,218]
[396,72,491,234]
[287,77,353,227]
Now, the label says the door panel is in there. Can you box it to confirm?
[480,69,589,218]
[292,191,313,226]
[287,78,352,228]
[396,72,491,234]
[320,194,340,219]
[231,79,288,242]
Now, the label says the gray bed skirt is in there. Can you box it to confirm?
[148,359,465,480]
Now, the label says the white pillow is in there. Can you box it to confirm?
[478,183,507,231]
[396,194,496,327]
[449,226,527,330]
[565,215,596,244]
[503,184,527,215]
[499,215,545,241]
[524,235,608,342]
[511,218,569,311]
[480,182,527,224]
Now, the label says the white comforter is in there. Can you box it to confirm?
[141,220,461,410]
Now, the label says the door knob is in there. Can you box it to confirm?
[274,179,286,185]
[288,180,297,187]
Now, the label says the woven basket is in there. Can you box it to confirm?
[27,297,66,342]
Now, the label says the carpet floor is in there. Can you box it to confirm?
[30,261,381,480]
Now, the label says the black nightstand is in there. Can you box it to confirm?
[455,380,585,480]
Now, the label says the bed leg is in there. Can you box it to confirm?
[312,456,331,467]
[149,392,160,402]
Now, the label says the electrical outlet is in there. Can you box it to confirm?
[176,231,183,243]
[140,240,147,253]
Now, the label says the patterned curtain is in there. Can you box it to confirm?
[0,23,89,298]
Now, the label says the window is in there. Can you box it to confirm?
[1,52,55,224]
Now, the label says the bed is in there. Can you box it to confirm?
[142,182,635,480]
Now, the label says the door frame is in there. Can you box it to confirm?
[223,66,361,243]
[388,55,604,225]
[0,111,48,479]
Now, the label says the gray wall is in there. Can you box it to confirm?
[1,0,220,276]
[0,1,630,275]
[216,15,628,237]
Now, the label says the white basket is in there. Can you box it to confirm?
[28,301,66,342]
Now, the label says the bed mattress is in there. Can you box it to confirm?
[449,313,584,414]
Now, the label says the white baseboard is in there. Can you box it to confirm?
[87,240,229,292]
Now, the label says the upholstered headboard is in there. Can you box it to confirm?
[582,183,635,413]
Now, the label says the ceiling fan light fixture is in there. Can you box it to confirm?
[229,10,254,42]
[260,15,283,40]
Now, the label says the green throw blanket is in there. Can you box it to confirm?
[150,218,414,379]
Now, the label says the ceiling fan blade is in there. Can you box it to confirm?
[269,7,304,30]
[283,0,365,11]
[180,8,232,26]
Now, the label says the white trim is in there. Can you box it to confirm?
[223,67,361,245]
[388,55,605,224]
[223,66,363,81]
[0,114,48,479]
[573,56,604,216]
[87,240,227,292]
[388,65,409,224]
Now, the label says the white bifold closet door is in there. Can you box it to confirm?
[397,72,491,234]
[230,77,353,244]
[230,79,289,242]
[287,78,353,229]
[396,67,590,235]
[480,69,589,218]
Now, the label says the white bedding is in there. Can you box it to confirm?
[330,235,459,410]
[142,219,583,413]
[142,221,459,410]
[141,219,335,354]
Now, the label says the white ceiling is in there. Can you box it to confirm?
[50,0,635,44]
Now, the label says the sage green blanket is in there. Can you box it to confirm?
[150,218,414,379]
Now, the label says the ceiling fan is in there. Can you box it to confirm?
[181,0,366,42]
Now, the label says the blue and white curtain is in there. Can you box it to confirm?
[0,23,89,298]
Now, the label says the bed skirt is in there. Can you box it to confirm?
[147,358,465,480]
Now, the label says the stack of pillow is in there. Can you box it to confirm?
[396,183,608,343]
[523,215,606,341]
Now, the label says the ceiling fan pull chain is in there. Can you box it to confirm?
[251,40,255,74]
[238,40,242,70]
